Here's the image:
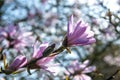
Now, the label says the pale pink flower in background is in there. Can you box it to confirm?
[65,60,96,80]
[0,25,34,49]
[63,15,96,47]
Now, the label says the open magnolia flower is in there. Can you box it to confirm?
[1,55,27,75]
[63,15,96,47]
[65,60,96,80]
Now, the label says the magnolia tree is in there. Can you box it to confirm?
[0,0,120,80]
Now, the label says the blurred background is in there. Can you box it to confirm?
[0,0,120,80]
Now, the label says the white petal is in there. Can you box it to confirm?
[80,74,92,80]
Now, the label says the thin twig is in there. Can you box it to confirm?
[106,70,119,80]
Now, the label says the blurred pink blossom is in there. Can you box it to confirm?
[0,25,34,49]
[65,60,96,80]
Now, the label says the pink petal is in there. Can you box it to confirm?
[9,55,27,70]
[73,75,81,80]
[36,56,54,65]
[67,15,74,37]
[80,74,92,80]
[82,66,96,73]
[69,38,89,46]
[68,26,87,41]
[86,31,94,38]
[32,42,48,58]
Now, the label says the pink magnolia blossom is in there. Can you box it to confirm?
[63,15,96,47]
[0,25,34,49]
[65,60,96,80]
[9,55,27,71]
[2,55,27,74]
[26,42,55,71]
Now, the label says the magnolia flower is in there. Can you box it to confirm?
[65,60,96,80]
[63,15,96,47]
[26,42,55,72]
[0,25,34,49]
[1,55,27,75]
